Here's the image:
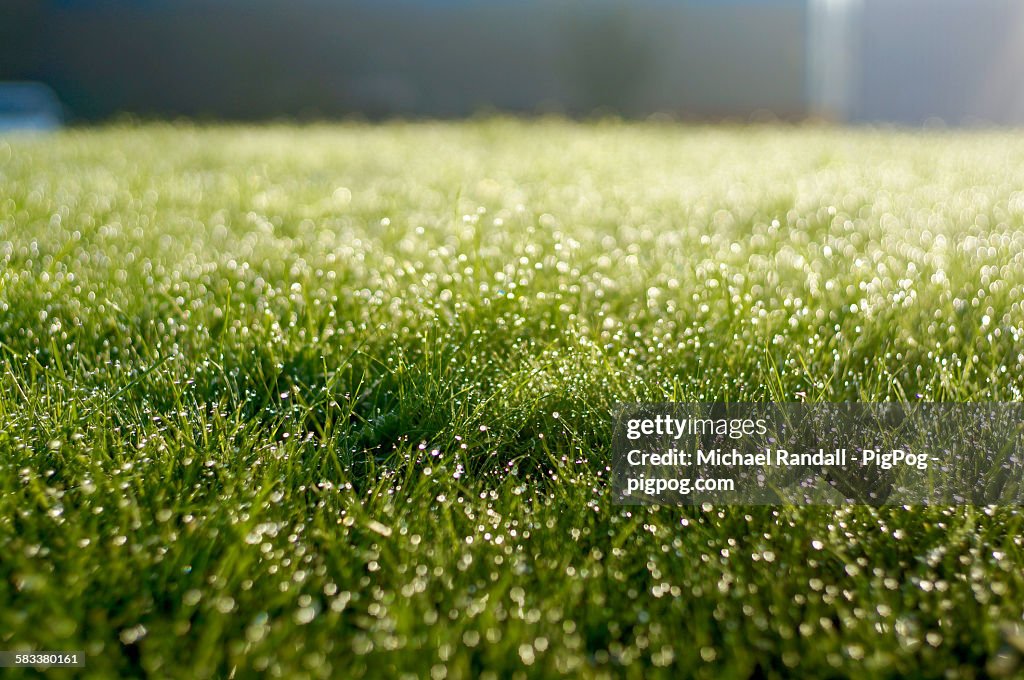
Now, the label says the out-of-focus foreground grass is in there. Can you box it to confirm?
[1,121,1024,678]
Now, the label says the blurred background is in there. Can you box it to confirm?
[1,0,1023,127]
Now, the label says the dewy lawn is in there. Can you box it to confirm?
[1,120,1023,678]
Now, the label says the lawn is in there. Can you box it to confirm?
[1,120,1023,678]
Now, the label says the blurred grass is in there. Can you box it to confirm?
[1,120,1023,678]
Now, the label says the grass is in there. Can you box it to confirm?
[1,119,1024,679]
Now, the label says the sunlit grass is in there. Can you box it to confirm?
[1,120,1023,678]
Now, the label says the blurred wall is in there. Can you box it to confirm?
[855,0,1024,125]
[7,0,1022,125]
[0,0,809,121]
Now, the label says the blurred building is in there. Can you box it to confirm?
[1,0,1022,125]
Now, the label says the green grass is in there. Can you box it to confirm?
[2,120,1024,679]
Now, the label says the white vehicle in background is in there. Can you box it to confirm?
[0,82,62,132]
